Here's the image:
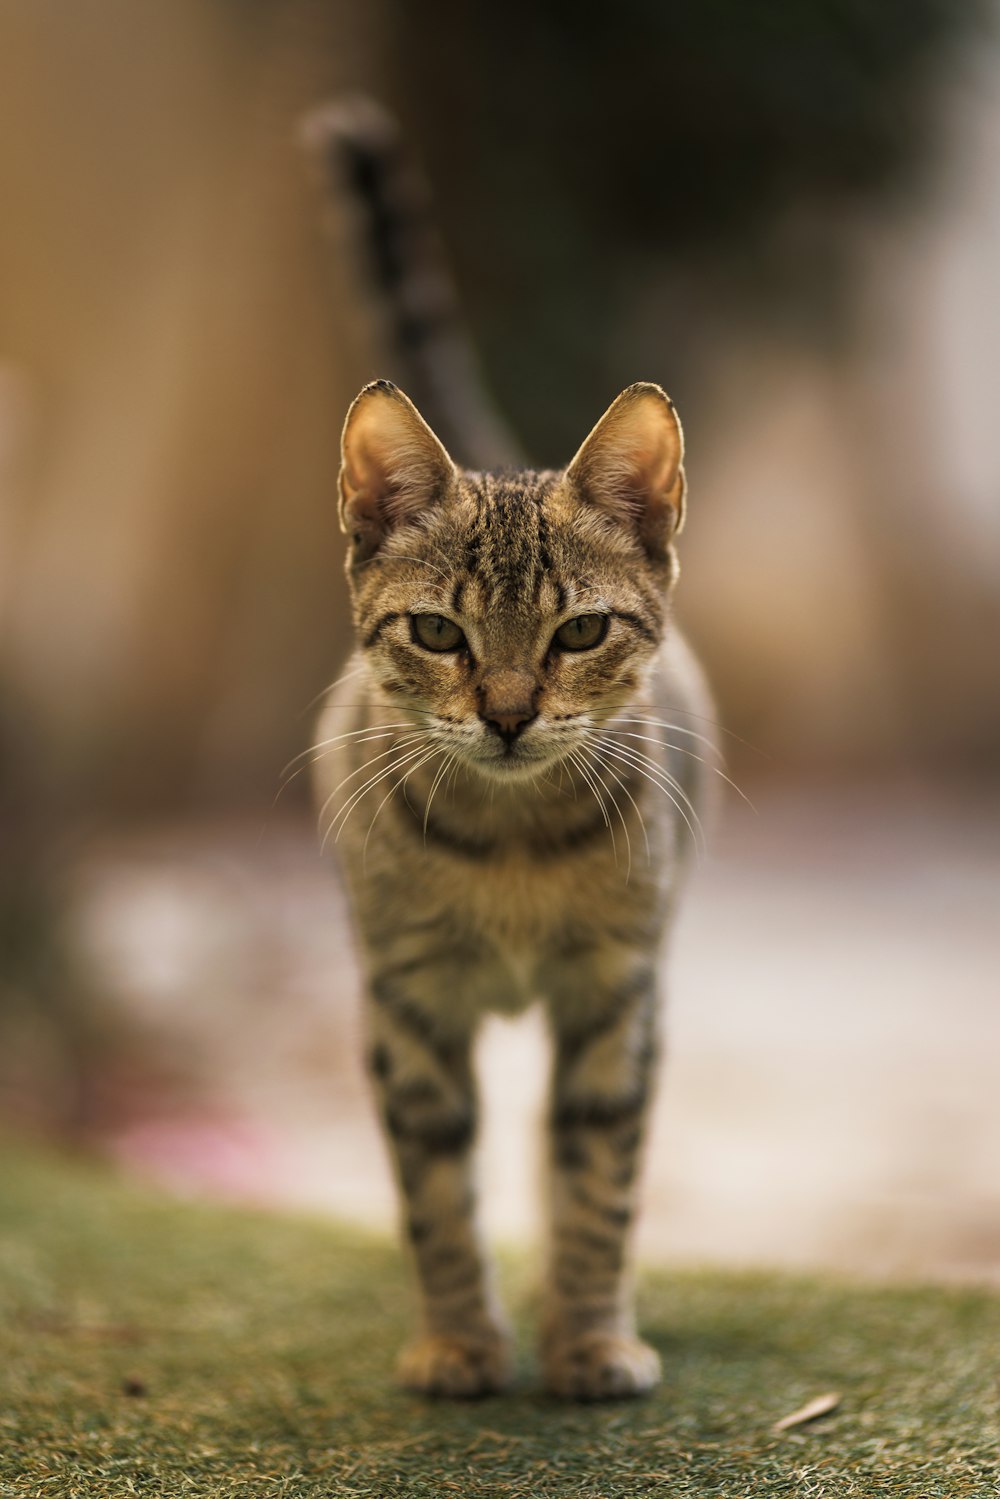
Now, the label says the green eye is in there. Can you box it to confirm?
[553,614,609,651]
[411,614,465,652]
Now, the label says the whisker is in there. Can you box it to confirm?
[535,766,565,800]
[568,749,617,866]
[597,734,701,816]
[280,720,422,778]
[297,662,367,720]
[361,747,443,866]
[277,725,418,802]
[612,711,767,759]
[327,738,433,835]
[319,741,430,854]
[310,733,425,826]
[423,751,457,840]
[583,748,632,881]
[592,736,705,858]
[586,744,651,865]
[355,552,453,582]
[325,745,435,855]
[445,753,464,797]
[604,717,723,758]
[602,728,756,812]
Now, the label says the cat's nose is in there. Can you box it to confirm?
[482,708,536,744]
[478,668,538,743]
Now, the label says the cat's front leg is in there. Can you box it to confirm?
[541,948,661,1400]
[365,960,512,1397]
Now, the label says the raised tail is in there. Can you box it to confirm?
[302,96,523,471]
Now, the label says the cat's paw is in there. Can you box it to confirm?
[397,1331,514,1398]
[542,1331,661,1401]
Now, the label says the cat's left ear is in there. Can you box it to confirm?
[566,383,685,558]
[339,380,456,559]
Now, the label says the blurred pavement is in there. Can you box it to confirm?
[72,783,1000,1284]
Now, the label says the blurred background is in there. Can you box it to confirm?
[0,1,996,1281]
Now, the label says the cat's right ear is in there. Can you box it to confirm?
[339,380,456,559]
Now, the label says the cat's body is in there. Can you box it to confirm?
[308,107,714,1400]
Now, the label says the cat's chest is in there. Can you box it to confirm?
[434,840,658,955]
[431,858,584,1015]
[440,848,663,1015]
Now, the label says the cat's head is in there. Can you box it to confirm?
[339,379,686,781]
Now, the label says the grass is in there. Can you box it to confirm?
[0,1144,997,1498]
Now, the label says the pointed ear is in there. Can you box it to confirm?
[339,380,456,557]
[566,383,685,558]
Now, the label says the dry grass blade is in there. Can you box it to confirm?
[772,1391,841,1432]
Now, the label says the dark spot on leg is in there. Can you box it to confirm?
[555,1134,588,1171]
[369,1043,391,1080]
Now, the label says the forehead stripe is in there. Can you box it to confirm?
[612,610,658,643]
[532,494,554,603]
[362,610,402,648]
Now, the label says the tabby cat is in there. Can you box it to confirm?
[307,104,713,1401]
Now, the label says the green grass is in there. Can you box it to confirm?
[0,1144,997,1498]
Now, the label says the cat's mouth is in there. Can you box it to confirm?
[467,733,566,783]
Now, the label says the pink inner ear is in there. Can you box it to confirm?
[342,446,376,505]
[627,405,682,504]
[653,440,676,493]
[566,386,685,554]
[580,403,681,510]
[340,386,456,539]
[344,405,404,501]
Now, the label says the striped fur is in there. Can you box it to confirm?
[312,376,713,1400]
[306,99,712,1400]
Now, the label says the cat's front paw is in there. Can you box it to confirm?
[397,1331,514,1398]
[542,1331,661,1401]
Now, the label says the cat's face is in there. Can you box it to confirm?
[340,381,686,782]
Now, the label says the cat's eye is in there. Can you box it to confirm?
[552,614,609,651]
[411,613,466,652]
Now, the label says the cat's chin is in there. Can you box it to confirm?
[466,748,556,785]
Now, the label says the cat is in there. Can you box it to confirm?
[306,103,714,1401]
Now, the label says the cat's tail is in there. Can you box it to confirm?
[301,96,523,471]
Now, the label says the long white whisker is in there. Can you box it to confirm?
[328,742,433,842]
[611,712,767,758]
[602,729,756,812]
[355,552,452,582]
[583,748,632,881]
[312,734,425,829]
[319,742,430,854]
[297,663,367,720]
[280,722,417,780]
[423,751,457,841]
[605,717,723,757]
[277,726,420,803]
[598,736,705,825]
[568,749,617,866]
[605,743,705,858]
[594,737,705,858]
[361,748,443,866]
[446,754,463,797]
[535,766,563,800]
[568,750,611,831]
[325,747,434,855]
[587,744,650,865]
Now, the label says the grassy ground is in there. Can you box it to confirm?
[0,1144,997,1499]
